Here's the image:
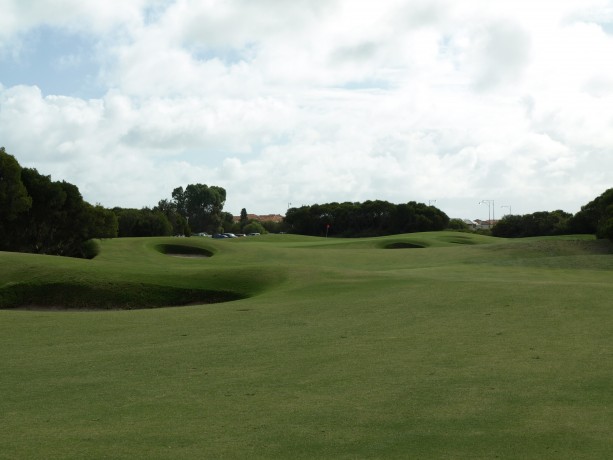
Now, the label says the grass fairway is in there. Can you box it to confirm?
[1,232,613,459]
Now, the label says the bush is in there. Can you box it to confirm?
[81,239,101,259]
[448,218,469,231]
[243,221,267,234]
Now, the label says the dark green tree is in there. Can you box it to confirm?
[156,199,190,236]
[114,208,173,237]
[240,208,248,229]
[284,200,449,237]
[220,211,234,233]
[21,170,90,255]
[448,218,469,231]
[0,147,32,249]
[596,203,613,240]
[172,183,226,233]
[11,167,118,256]
[171,186,187,216]
[260,219,288,234]
[492,210,572,238]
[85,204,118,240]
[1,149,119,256]
[569,188,613,238]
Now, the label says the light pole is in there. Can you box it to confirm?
[479,200,494,227]
[501,205,512,216]
[429,200,437,206]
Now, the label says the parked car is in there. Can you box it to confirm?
[212,233,227,239]
[196,232,211,237]
[247,232,260,236]
[222,233,237,238]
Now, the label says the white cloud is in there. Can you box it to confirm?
[0,0,149,40]
[1,0,612,220]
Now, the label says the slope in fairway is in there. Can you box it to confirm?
[1,232,613,459]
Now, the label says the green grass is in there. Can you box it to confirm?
[1,232,613,458]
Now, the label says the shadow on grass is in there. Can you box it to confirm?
[428,234,482,245]
[0,281,243,311]
[154,244,214,258]
[383,242,425,249]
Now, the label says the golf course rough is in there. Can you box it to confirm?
[1,232,613,458]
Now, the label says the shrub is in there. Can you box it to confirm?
[244,221,267,234]
[81,239,101,259]
[448,218,469,231]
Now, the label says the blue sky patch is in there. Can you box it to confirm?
[0,25,104,98]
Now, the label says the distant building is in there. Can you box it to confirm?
[233,213,284,223]
[473,219,498,229]
[462,219,477,230]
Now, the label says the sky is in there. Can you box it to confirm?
[1,0,613,220]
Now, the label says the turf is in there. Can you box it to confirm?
[1,232,613,458]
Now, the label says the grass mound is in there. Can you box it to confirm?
[2,232,613,458]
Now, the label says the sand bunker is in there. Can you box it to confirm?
[155,243,213,258]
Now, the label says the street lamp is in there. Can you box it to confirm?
[479,200,495,227]
[501,205,512,216]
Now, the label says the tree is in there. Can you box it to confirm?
[0,147,32,219]
[448,218,469,231]
[569,188,613,237]
[114,208,173,237]
[596,204,613,240]
[0,147,32,249]
[6,166,119,256]
[172,183,226,233]
[491,215,523,237]
[18,169,93,255]
[134,209,173,237]
[220,212,234,233]
[285,206,312,235]
[260,219,288,234]
[0,149,120,256]
[240,208,248,229]
[284,200,449,237]
[85,204,118,240]
[155,199,190,236]
[492,210,572,238]
[171,186,187,216]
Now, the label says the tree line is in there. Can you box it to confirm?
[567,188,613,239]
[0,147,117,257]
[491,188,613,240]
[284,200,449,237]
[2,145,611,258]
[1,147,270,255]
[0,147,235,256]
[114,184,229,237]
